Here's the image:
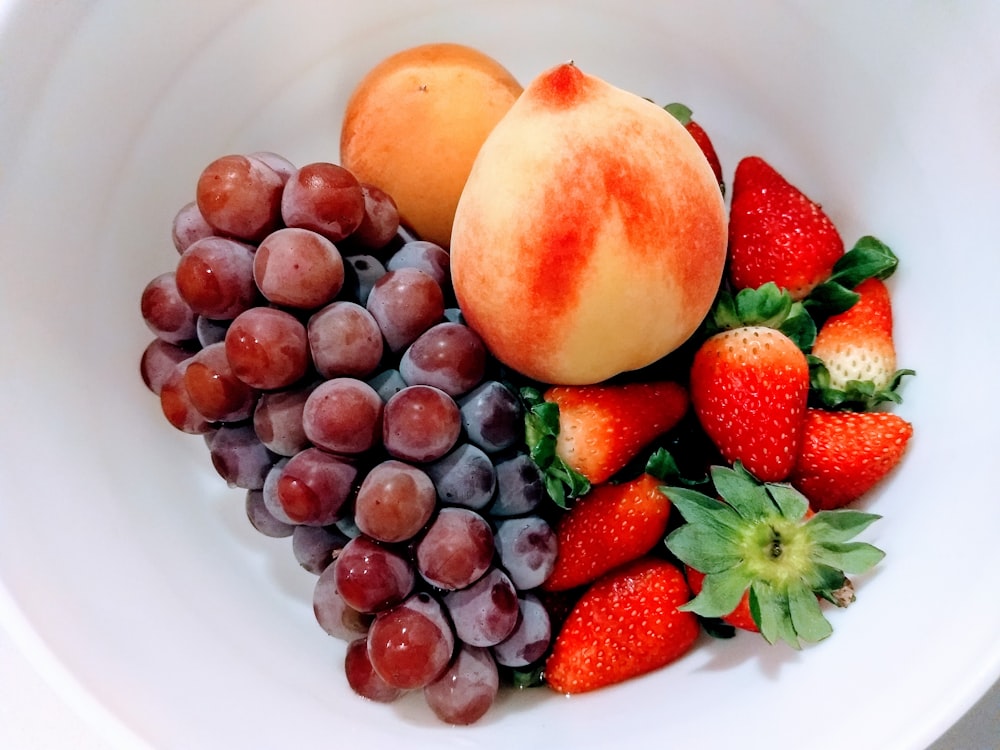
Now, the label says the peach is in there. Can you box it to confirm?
[339,43,522,248]
[450,63,728,385]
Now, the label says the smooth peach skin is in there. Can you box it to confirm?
[339,43,522,248]
[450,63,728,385]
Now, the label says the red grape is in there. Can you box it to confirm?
[196,153,283,241]
[382,385,461,463]
[281,162,365,242]
[175,236,258,320]
[301,378,383,455]
[224,307,310,390]
[253,227,344,309]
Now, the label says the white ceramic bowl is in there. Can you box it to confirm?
[2,2,998,748]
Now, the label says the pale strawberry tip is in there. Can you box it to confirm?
[663,463,885,649]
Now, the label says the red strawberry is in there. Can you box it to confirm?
[664,102,724,192]
[790,408,914,510]
[545,557,700,693]
[543,381,688,485]
[728,156,844,300]
[684,567,757,632]
[812,277,896,391]
[543,473,671,592]
[689,326,809,482]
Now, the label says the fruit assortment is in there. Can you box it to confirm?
[138,43,914,725]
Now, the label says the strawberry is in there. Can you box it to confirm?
[524,381,688,501]
[664,102,724,193]
[543,473,671,592]
[685,567,757,632]
[545,557,700,693]
[728,155,844,300]
[689,326,809,482]
[789,408,914,511]
[665,464,885,648]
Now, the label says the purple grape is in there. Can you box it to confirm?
[307,301,384,379]
[493,515,558,590]
[398,322,487,397]
[386,240,450,288]
[342,254,387,306]
[443,567,519,647]
[490,453,546,517]
[345,637,404,703]
[423,645,499,725]
[208,423,275,490]
[245,489,295,538]
[293,524,351,575]
[302,378,383,455]
[313,561,372,639]
[253,383,315,457]
[459,380,524,453]
[274,447,357,526]
[139,338,193,395]
[382,385,461,463]
[425,443,496,510]
[366,267,444,352]
[491,593,552,668]
[415,508,494,591]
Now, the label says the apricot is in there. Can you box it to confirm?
[339,43,522,248]
[450,63,728,385]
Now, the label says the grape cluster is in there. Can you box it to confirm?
[139,152,559,725]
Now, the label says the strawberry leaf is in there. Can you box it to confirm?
[765,483,811,521]
[805,510,882,543]
[680,566,754,618]
[788,582,834,642]
[809,357,916,411]
[804,236,899,323]
[521,386,590,508]
[646,447,709,488]
[814,541,885,575]
[663,101,693,125]
[665,522,742,573]
[711,463,775,522]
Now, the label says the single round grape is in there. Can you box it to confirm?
[248,151,296,183]
[491,593,552,668]
[314,562,372,640]
[195,153,283,242]
[345,637,404,703]
[307,301,383,379]
[253,383,315,457]
[353,183,400,250]
[261,458,294,525]
[341,254,387,306]
[423,644,499,725]
[281,162,365,242]
[139,338,193,395]
[459,380,524,454]
[195,316,229,347]
[386,240,450,288]
[140,272,198,344]
[490,453,546,517]
[254,227,345,309]
[182,341,257,423]
[366,267,445,352]
[293,523,351,575]
[159,360,213,435]
[334,536,415,614]
[302,378,382,455]
[367,369,407,402]
[224,307,310,390]
[382,385,461,463]
[399,322,487,397]
[175,236,258,320]
[275,447,357,526]
[208,423,275,490]
[245,489,295,538]
[367,592,455,690]
[425,443,496,510]
[494,515,558,590]
[415,507,494,591]
[171,200,216,254]
[443,567,519,648]
[354,460,437,543]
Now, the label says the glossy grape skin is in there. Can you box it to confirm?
[195,153,284,242]
[302,378,383,455]
[245,489,294,538]
[423,644,499,725]
[307,301,383,379]
[182,342,257,423]
[281,162,365,242]
[224,307,310,390]
[354,460,437,543]
[353,183,400,250]
[253,227,344,309]
[382,385,461,463]
[366,268,445,352]
[208,423,275,490]
[261,458,293,525]
[399,322,487,397]
[252,383,315,457]
[459,380,524,454]
[175,236,259,320]
[140,272,198,344]
[159,360,213,435]
[139,338,193,395]
[292,524,351,575]
[425,443,496,510]
[415,507,494,591]
[366,592,455,690]
[314,562,372,640]
[493,515,558,590]
[274,447,357,526]
[443,567,519,648]
[491,593,552,668]
[171,200,216,254]
[345,638,404,703]
[490,453,546,517]
[386,240,451,288]
[334,536,415,614]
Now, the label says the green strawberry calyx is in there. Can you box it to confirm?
[521,386,590,508]
[663,463,885,649]
[808,356,916,411]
